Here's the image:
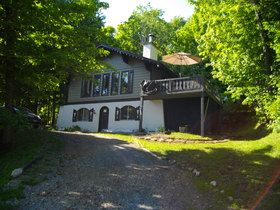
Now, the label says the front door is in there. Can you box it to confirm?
[98,106,109,132]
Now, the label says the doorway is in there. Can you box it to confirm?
[98,106,109,132]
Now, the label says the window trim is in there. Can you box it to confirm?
[115,105,139,121]
[72,108,95,122]
[81,79,92,97]
[120,70,134,94]
[101,73,110,96]
[92,74,101,97]
[111,72,120,95]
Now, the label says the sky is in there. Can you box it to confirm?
[101,0,195,28]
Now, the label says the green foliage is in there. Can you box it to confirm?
[115,3,186,57]
[0,108,32,131]
[187,0,280,130]
[0,0,110,133]
[157,126,165,133]
[63,125,82,132]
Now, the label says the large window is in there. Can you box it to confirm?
[121,71,133,94]
[115,105,139,121]
[111,72,119,95]
[101,73,110,96]
[81,79,92,97]
[81,70,134,98]
[72,108,95,122]
[93,75,101,96]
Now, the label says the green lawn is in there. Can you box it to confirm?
[99,132,280,209]
[0,130,63,209]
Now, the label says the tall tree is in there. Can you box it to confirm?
[115,3,186,57]
[0,0,108,143]
[188,0,280,130]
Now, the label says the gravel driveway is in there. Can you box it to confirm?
[17,132,212,209]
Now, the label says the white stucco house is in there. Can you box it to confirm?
[57,35,221,135]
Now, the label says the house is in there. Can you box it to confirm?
[57,35,221,135]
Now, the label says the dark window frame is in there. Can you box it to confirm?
[111,72,120,95]
[101,73,110,96]
[120,70,134,94]
[92,74,101,97]
[72,108,95,122]
[81,79,92,97]
[117,105,139,121]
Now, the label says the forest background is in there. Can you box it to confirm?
[0,0,279,144]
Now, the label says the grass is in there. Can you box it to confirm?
[0,129,63,209]
[166,132,212,140]
[99,131,280,209]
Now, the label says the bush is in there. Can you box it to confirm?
[0,108,32,136]
[63,125,82,132]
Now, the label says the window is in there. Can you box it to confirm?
[115,105,139,121]
[102,73,110,96]
[121,71,133,94]
[77,108,90,121]
[111,72,119,95]
[93,74,101,96]
[72,108,95,122]
[81,79,92,97]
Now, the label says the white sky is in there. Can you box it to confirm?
[101,0,195,28]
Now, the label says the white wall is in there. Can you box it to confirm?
[56,100,164,133]
[143,100,164,131]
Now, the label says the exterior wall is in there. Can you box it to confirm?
[57,99,164,133]
[67,53,151,104]
[142,100,164,131]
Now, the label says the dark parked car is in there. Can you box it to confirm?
[0,106,42,128]
[13,107,42,128]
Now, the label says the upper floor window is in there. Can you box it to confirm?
[121,71,133,94]
[101,73,110,96]
[93,74,101,96]
[81,70,134,98]
[111,72,119,95]
[81,79,92,97]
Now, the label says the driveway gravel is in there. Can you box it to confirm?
[16,131,213,209]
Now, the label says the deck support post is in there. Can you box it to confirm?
[201,92,205,137]
[139,96,144,132]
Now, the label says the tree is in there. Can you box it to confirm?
[188,0,280,130]
[115,3,186,57]
[0,0,109,144]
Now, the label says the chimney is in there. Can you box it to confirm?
[143,34,158,60]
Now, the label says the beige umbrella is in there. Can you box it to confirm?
[162,52,202,65]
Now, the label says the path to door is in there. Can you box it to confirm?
[18,132,212,209]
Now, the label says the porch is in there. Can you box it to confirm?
[139,76,222,136]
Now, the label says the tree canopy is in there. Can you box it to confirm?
[114,3,186,57]
[0,0,109,108]
[186,0,280,130]
[0,0,109,143]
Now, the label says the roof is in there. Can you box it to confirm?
[97,44,178,78]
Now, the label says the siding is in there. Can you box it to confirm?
[67,53,151,104]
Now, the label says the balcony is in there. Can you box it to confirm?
[140,75,221,104]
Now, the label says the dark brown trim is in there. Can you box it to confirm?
[64,98,141,105]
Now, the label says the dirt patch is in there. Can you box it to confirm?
[137,134,230,144]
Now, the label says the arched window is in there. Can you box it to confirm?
[115,105,140,121]
[72,108,95,122]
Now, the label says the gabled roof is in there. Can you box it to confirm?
[98,44,178,78]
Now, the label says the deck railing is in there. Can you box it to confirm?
[141,75,221,103]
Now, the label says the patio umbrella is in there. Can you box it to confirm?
[162,52,202,65]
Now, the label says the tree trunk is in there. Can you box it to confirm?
[2,4,17,145]
[251,0,273,75]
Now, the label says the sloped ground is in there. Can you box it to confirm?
[14,132,214,209]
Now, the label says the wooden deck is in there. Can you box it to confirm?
[140,75,221,104]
